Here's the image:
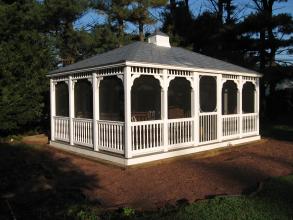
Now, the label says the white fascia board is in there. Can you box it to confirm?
[125,61,262,78]
[46,62,126,78]
[47,60,262,78]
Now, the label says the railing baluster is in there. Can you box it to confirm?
[135,125,138,150]
[156,123,159,147]
[139,125,142,149]
[150,124,153,148]
[82,122,87,143]
[143,124,146,149]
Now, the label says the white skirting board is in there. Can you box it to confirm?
[50,135,261,167]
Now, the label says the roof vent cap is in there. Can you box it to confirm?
[148,30,171,47]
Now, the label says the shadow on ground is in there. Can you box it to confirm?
[261,121,293,142]
[0,142,99,219]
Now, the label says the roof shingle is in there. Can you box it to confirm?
[49,41,257,74]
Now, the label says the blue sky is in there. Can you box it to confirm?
[74,0,293,62]
[75,0,293,32]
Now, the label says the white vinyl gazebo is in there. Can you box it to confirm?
[48,31,261,166]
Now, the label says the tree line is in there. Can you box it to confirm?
[0,0,292,135]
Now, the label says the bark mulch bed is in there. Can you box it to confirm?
[22,137,293,210]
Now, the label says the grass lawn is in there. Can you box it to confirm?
[125,175,293,220]
[99,175,293,220]
[261,120,293,142]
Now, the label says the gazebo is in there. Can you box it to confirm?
[48,31,261,166]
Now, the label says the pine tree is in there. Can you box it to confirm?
[91,0,132,47]
[239,0,293,71]
[130,0,167,41]
[43,0,89,65]
[0,0,54,135]
[75,24,123,58]
[162,0,193,46]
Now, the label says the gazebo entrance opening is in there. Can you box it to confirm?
[199,75,217,142]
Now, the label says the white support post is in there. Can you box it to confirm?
[50,79,56,141]
[124,66,132,158]
[69,76,75,145]
[162,69,168,152]
[256,78,260,135]
[217,74,223,142]
[239,76,243,138]
[192,74,199,146]
[92,72,98,151]
[161,89,164,120]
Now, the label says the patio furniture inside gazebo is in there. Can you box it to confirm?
[48,31,261,166]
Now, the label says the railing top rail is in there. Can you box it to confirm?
[54,116,70,119]
[242,112,258,116]
[199,112,217,116]
[131,120,164,125]
[73,117,93,122]
[222,114,240,118]
[97,120,125,125]
[168,117,193,122]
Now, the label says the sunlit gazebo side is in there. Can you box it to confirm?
[48,31,261,166]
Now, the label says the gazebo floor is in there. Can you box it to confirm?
[49,135,260,166]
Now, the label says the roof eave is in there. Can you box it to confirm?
[46,61,127,78]
[125,61,262,77]
[47,60,262,78]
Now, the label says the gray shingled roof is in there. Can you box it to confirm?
[49,41,258,75]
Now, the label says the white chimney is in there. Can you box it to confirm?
[148,30,171,48]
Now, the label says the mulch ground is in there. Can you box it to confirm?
[24,136,293,210]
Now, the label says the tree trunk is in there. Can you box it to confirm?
[259,29,266,72]
[267,0,276,67]
[226,0,232,23]
[184,0,189,12]
[170,0,176,15]
[117,19,124,47]
[217,0,224,24]
[139,23,144,41]
[268,29,276,67]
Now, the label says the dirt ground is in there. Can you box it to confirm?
[23,136,293,210]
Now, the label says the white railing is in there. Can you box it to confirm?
[73,118,93,147]
[97,120,124,154]
[54,116,70,142]
[168,118,193,146]
[54,114,259,157]
[242,113,258,135]
[199,113,218,143]
[131,120,164,156]
[222,114,240,139]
